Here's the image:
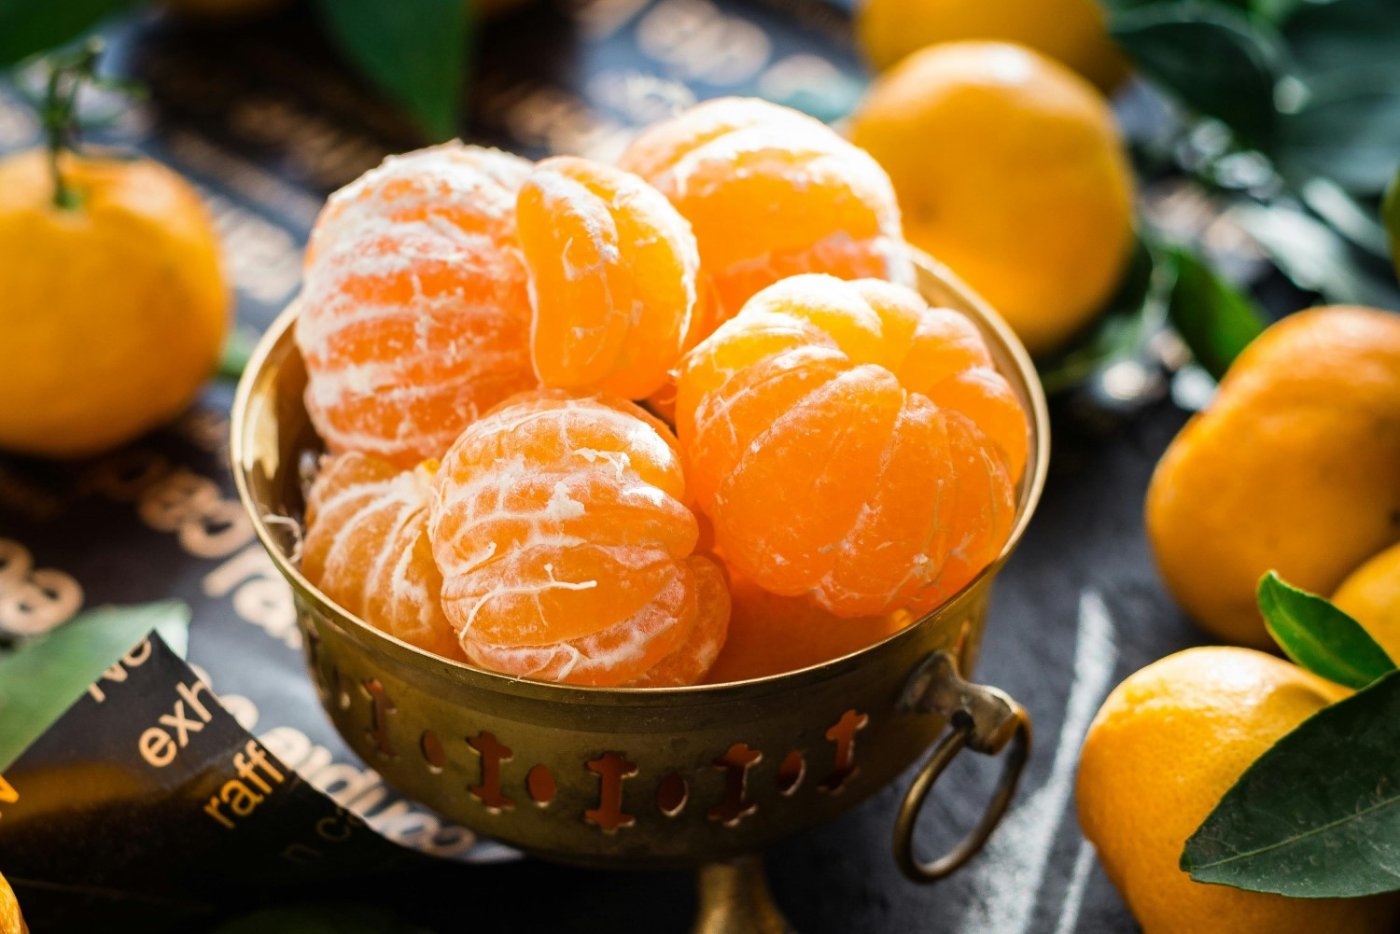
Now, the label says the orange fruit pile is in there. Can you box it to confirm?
[295,99,1027,686]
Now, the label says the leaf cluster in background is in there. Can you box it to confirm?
[1181,573,1400,898]
[1106,0,1400,312]
[0,0,471,140]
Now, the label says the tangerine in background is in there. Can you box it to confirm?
[0,150,228,458]
[428,390,729,687]
[857,0,1129,92]
[297,143,538,468]
[619,97,912,332]
[302,452,465,661]
[1147,306,1400,648]
[677,274,1026,618]
[851,41,1134,356]
[516,156,702,399]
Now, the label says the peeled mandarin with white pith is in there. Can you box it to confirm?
[677,274,1026,618]
[618,97,913,332]
[302,452,464,661]
[516,156,702,400]
[428,389,730,686]
[297,143,537,468]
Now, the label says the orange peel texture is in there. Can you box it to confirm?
[618,97,913,334]
[516,156,702,400]
[677,274,1026,618]
[303,452,464,660]
[297,143,538,467]
[428,389,730,686]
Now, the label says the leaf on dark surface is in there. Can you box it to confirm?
[0,0,140,66]
[212,903,435,934]
[1383,166,1400,263]
[1258,571,1396,689]
[0,602,190,770]
[1162,245,1266,379]
[1182,669,1400,897]
[1109,2,1282,149]
[1228,200,1400,309]
[1275,65,1400,196]
[1281,0,1400,78]
[313,0,469,141]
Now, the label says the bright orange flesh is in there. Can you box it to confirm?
[705,570,910,682]
[428,389,730,686]
[297,144,538,467]
[677,274,1026,618]
[303,452,464,660]
[618,97,912,333]
[516,156,701,400]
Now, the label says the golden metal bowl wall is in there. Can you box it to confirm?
[230,253,1050,875]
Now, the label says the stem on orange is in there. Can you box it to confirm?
[42,39,104,211]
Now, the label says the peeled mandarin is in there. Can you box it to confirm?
[705,570,911,682]
[677,274,1026,618]
[428,390,730,686]
[303,452,464,661]
[618,97,912,330]
[516,156,702,400]
[297,143,537,468]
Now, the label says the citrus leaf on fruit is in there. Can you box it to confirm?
[1109,2,1282,149]
[0,0,138,66]
[0,602,190,770]
[314,0,469,142]
[1162,246,1266,380]
[1183,669,1400,897]
[1258,571,1395,689]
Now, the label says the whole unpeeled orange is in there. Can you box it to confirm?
[850,41,1134,356]
[0,149,228,458]
[0,870,24,934]
[1077,647,1397,934]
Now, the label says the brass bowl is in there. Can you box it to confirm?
[230,253,1050,884]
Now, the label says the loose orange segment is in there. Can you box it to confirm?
[428,389,729,686]
[303,452,464,660]
[705,569,910,683]
[297,144,538,467]
[618,97,912,331]
[517,156,701,400]
[677,274,1026,618]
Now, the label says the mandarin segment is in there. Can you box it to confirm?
[303,452,464,660]
[705,571,910,683]
[618,97,912,330]
[517,156,701,399]
[297,143,537,467]
[428,390,729,686]
[677,274,1025,617]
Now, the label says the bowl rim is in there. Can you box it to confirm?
[230,250,1051,702]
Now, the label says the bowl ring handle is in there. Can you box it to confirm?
[893,650,1033,883]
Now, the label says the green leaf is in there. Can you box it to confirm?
[1183,669,1400,897]
[1109,2,1283,148]
[1258,571,1396,689]
[1162,245,1266,379]
[0,602,190,770]
[314,0,469,141]
[1228,200,1400,308]
[217,325,259,380]
[213,903,434,934]
[1275,65,1400,196]
[0,0,139,66]
[1281,0,1400,78]
[1383,166,1400,271]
